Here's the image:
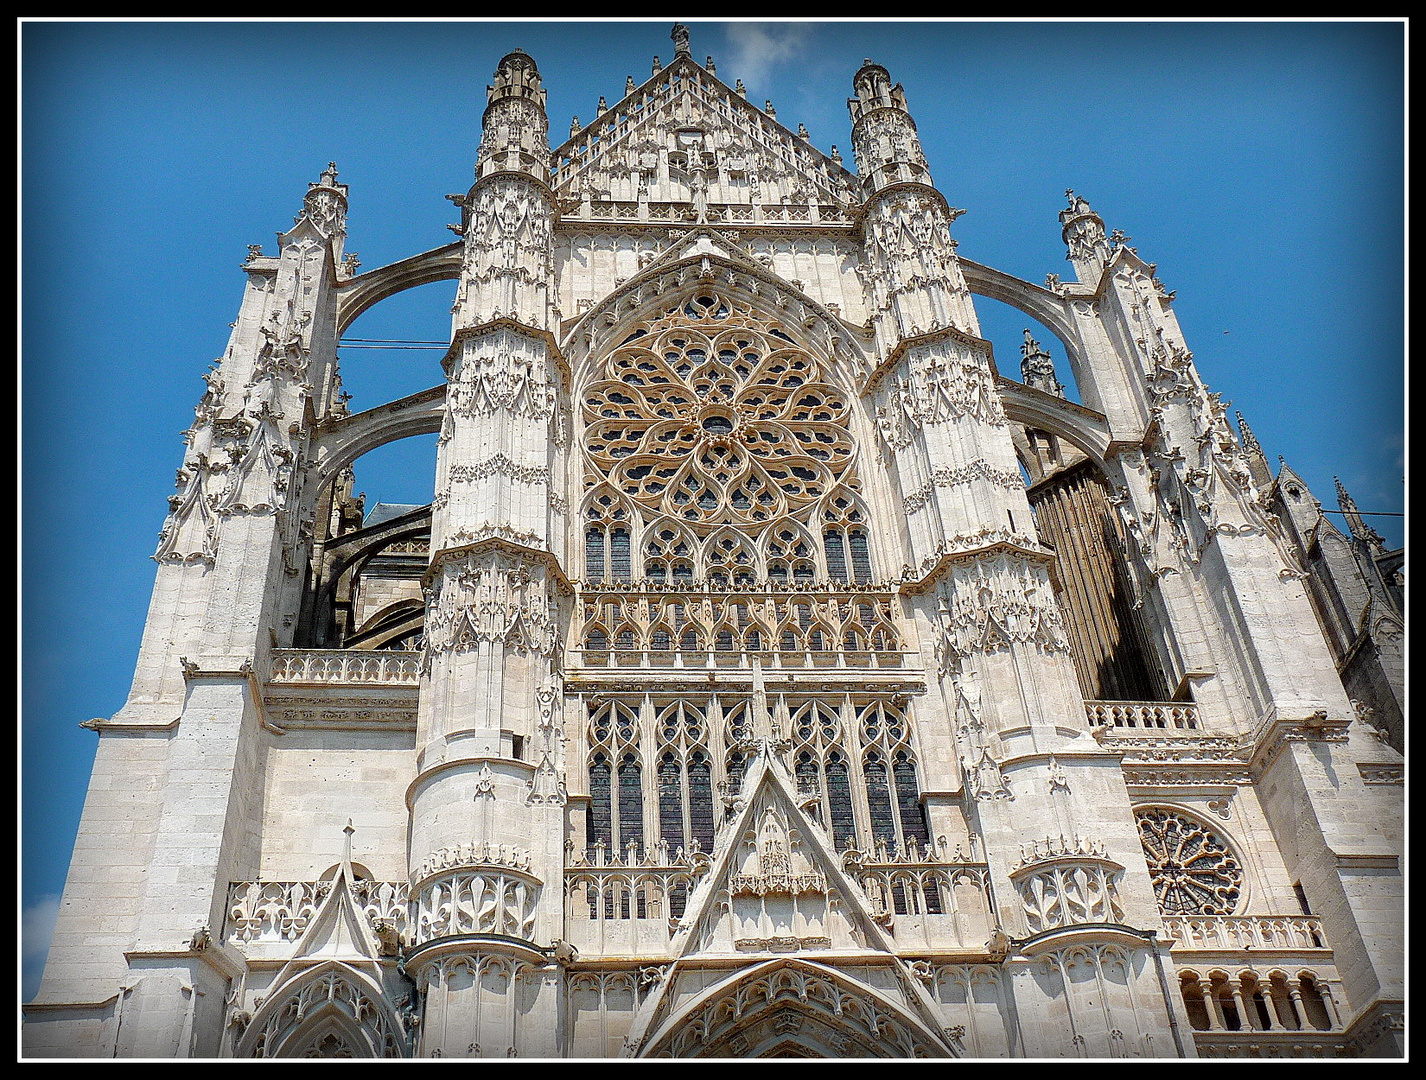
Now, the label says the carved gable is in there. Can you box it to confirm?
[668,749,893,959]
[553,57,858,211]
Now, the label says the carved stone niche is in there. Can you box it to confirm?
[1008,837,1125,934]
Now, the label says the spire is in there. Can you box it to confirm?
[1335,476,1387,549]
[1020,329,1064,397]
[1060,189,1111,283]
[1235,411,1274,490]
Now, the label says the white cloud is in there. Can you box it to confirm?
[723,23,815,97]
[22,894,61,1001]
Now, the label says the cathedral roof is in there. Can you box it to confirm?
[363,502,425,528]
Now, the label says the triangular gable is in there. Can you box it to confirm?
[552,55,858,208]
[619,745,956,1056]
[267,827,384,991]
[668,743,897,960]
[633,226,773,281]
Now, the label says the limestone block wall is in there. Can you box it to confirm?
[29,732,174,1007]
[256,730,416,883]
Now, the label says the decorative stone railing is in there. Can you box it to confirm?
[1085,700,1199,730]
[225,879,410,945]
[572,200,851,226]
[840,840,995,951]
[577,646,910,670]
[1161,914,1330,953]
[576,583,906,672]
[1008,835,1125,934]
[564,846,713,957]
[268,649,421,685]
[413,868,540,945]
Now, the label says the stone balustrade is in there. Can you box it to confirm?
[1176,966,1343,1039]
[1085,700,1199,730]
[1162,914,1329,952]
[268,648,421,685]
[225,879,409,945]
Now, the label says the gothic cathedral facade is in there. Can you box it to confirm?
[25,27,1404,1059]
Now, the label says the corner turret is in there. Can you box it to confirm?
[1060,189,1112,283]
[848,59,930,192]
[477,49,551,184]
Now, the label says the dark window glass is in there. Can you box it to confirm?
[588,753,612,847]
[849,530,872,582]
[824,531,848,581]
[864,753,896,844]
[893,751,930,846]
[617,753,643,855]
[611,528,631,580]
[826,753,856,850]
[586,528,606,579]
[688,752,714,853]
[658,753,684,851]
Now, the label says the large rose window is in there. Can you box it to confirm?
[1136,808,1243,915]
[583,294,854,532]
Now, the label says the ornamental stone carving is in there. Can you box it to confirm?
[1009,835,1125,933]
[883,337,1006,432]
[447,328,557,421]
[422,549,557,659]
[932,551,1071,666]
[414,868,540,944]
[903,460,1026,515]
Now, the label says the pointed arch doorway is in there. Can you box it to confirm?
[640,958,953,1058]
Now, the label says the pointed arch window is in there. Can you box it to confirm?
[822,492,873,583]
[587,701,643,854]
[584,489,633,582]
[653,700,715,856]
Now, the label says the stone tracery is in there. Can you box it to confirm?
[1136,808,1244,916]
[583,290,855,536]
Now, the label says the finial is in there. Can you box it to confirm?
[765,99,776,119]
[706,55,716,75]
[797,123,810,139]
[1019,329,1063,397]
[672,22,691,57]
[652,55,662,75]
[830,145,843,165]
[735,79,746,97]
[1235,411,1263,452]
[627,74,636,93]
[1333,476,1385,546]
[570,115,580,137]
[1063,188,1093,216]
[343,819,355,864]
[319,162,339,187]
[597,96,607,113]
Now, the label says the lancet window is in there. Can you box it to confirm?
[587,701,645,856]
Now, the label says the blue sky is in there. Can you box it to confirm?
[20,19,1405,998]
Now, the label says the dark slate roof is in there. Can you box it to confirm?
[363,502,426,528]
